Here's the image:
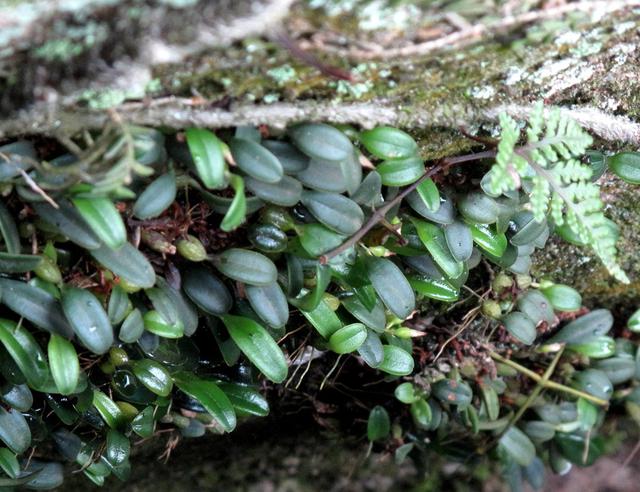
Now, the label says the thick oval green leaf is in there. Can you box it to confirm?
[573,369,612,401]
[300,191,364,236]
[395,382,419,404]
[0,318,49,387]
[367,405,390,441]
[143,310,184,339]
[0,252,42,273]
[0,279,72,337]
[213,248,277,287]
[408,275,459,302]
[458,192,499,224]
[502,311,536,345]
[72,196,126,250]
[509,211,547,246]
[567,336,615,359]
[261,140,309,173]
[90,242,156,289]
[0,407,30,454]
[33,200,101,250]
[1,384,32,412]
[185,128,226,189]
[0,202,20,254]
[342,296,386,332]
[155,277,199,337]
[182,267,232,315]
[410,398,433,428]
[517,290,555,325]
[295,158,348,193]
[221,315,288,383]
[132,359,173,397]
[216,382,269,417]
[245,175,302,207]
[248,224,288,253]
[377,345,414,376]
[593,357,636,385]
[377,156,424,186]
[106,430,130,466]
[352,171,382,207]
[499,427,535,466]
[339,151,362,195]
[107,286,130,327]
[299,295,342,339]
[119,309,144,343]
[479,380,500,421]
[289,123,353,163]
[555,431,604,467]
[229,138,283,184]
[131,407,155,438]
[299,223,345,257]
[92,390,126,429]
[133,172,176,219]
[608,151,640,184]
[246,282,289,328]
[357,329,384,368]
[433,379,473,407]
[444,220,473,262]
[412,219,463,279]
[541,284,582,312]
[469,222,508,257]
[61,287,113,355]
[407,191,454,224]
[360,127,418,160]
[548,309,613,344]
[523,420,555,442]
[367,257,415,319]
[48,334,79,395]
[173,372,236,432]
[328,323,367,354]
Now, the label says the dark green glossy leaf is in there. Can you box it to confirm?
[213,248,277,287]
[469,222,508,257]
[289,264,331,312]
[143,310,184,339]
[458,192,499,224]
[93,390,126,429]
[339,151,362,195]
[90,242,156,289]
[132,359,173,396]
[300,191,364,236]
[0,318,49,387]
[299,223,345,257]
[246,282,289,328]
[61,287,113,355]
[33,200,101,250]
[133,172,176,219]
[216,382,269,417]
[106,430,130,466]
[548,309,613,344]
[0,447,19,479]
[248,224,288,253]
[0,407,30,454]
[107,285,130,325]
[351,171,382,207]
[300,295,342,338]
[412,219,463,278]
[183,267,232,315]
[119,309,144,343]
[0,202,20,254]
[407,192,454,224]
[289,123,353,163]
[555,432,604,466]
[245,175,302,207]
[444,220,473,262]
[185,128,226,189]
[357,329,384,368]
[295,158,348,193]
[573,369,612,401]
[1,384,32,412]
[0,279,73,337]
[173,372,236,432]
[221,315,288,383]
[342,295,386,332]
[509,211,547,246]
[408,275,459,302]
[131,407,155,438]
[0,252,42,273]
[367,257,415,319]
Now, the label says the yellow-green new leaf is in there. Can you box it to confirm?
[72,197,126,250]
[48,334,80,395]
[0,318,49,387]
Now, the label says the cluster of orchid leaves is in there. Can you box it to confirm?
[0,108,638,489]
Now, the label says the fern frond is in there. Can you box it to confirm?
[485,102,629,283]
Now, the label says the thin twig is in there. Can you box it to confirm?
[319,150,496,264]
[490,351,609,406]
